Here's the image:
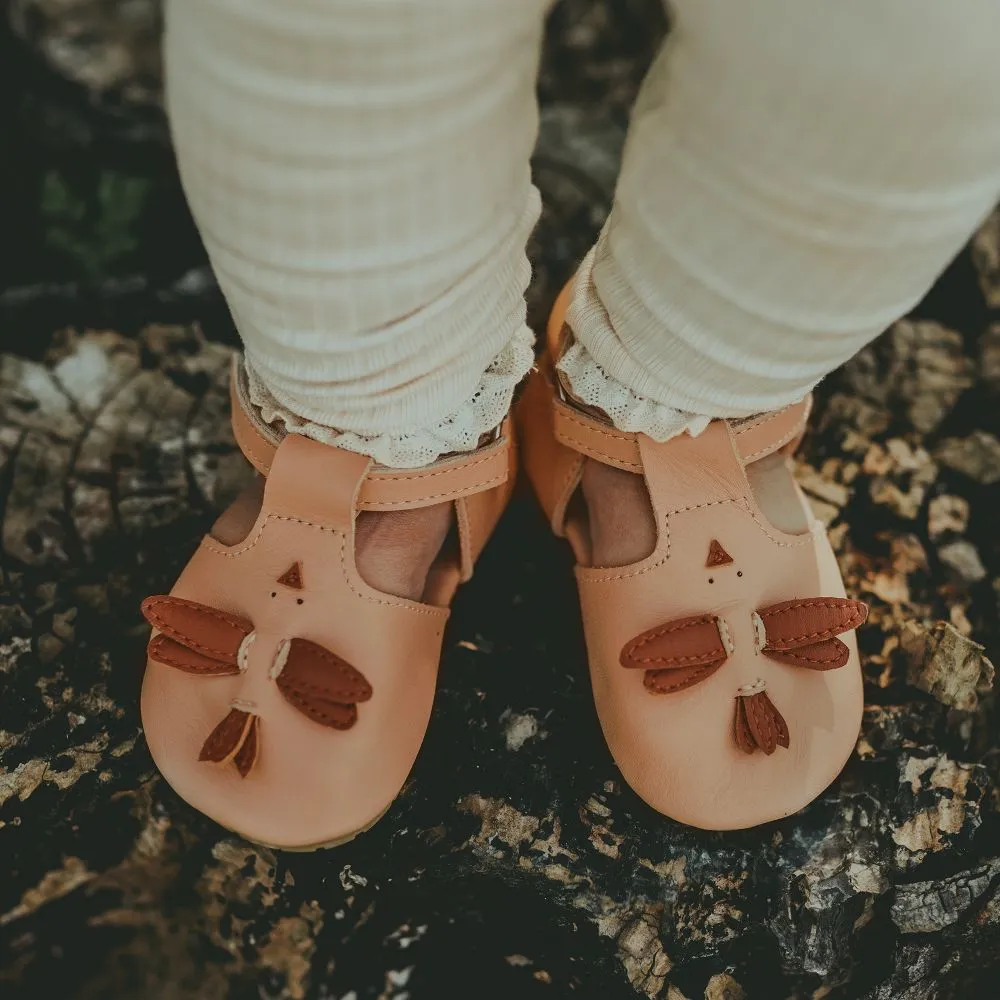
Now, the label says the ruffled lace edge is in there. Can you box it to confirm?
[555,339,712,442]
[244,326,534,468]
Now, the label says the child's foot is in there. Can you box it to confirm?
[519,282,867,830]
[581,460,657,568]
[140,368,517,849]
[212,476,453,601]
[581,449,809,569]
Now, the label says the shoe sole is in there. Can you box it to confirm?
[220,802,392,853]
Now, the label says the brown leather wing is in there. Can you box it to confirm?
[758,598,867,671]
[620,614,729,694]
[275,638,373,730]
[141,596,252,675]
[232,716,260,777]
[199,708,255,764]
[734,690,789,755]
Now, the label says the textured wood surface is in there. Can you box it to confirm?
[1,3,999,999]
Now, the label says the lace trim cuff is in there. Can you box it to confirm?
[555,339,712,443]
[245,326,534,469]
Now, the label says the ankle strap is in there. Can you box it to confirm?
[551,392,811,470]
[230,357,512,511]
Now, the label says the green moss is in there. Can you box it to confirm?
[40,170,149,282]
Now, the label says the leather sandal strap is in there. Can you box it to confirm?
[552,398,643,472]
[229,357,511,511]
[551,391,811,470]
[730,398,813,462]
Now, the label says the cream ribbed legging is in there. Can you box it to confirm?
[166,0,1000,468]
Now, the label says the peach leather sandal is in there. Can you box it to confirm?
[518,285,868,829]
[140,358,516,849]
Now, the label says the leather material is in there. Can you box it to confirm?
[142,441,448,845]
[517,354,585,540]
[146,634,241,676]
[733,690,790,756]
[144,590,375,778]
[142,596,251,667]
[706,539,734,567]
[277,562,304,589]
[199,708,256,765]
[553,398,643,473]
[231,357,514,513]
[620,614,728,694]
[233,715,260,778]
[142,364,516,846]
[732,402,814,464]
[534,336,812,477]
[264,435,369,531]
[455,424,519,581]
[275,637,373,730]
[517,282,867,830]
[758,598,868,671]
[517,282,586,548]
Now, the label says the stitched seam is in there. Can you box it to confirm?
[359,473,505,506]
[717,617,735,656]
[768,622,860,644]
[648,663,718,693]
[762,599,859,614]
[626,614,715,645]
[579,501,729,584]
[734,700,753,751]
[269,637,292,680]
[148,626,233,659]
[742,423,803,464]
[556,407,638,443]
[233,418,274,472]
[630,651,723,666]
[623,616,721,664]
[202,515,339,557]
[761,597,864,615]
[557,430,642,470]
[369,451,504,483]
[148,644,239,675]
[237,632,255,673]
[203,711,253,759]
[280,678,363,702]
[748,695,775,747]
[751,611,766,655]
[734,403,795,437]
[761,601,864,643]
[144,598,247,658]
[580,496,812,585]
[200,515,449,617]
[145,596,248,630]
[743,504,814,548]
[333,529,447,616]
[552,454,584,534]
[282,688,354,728]
[669,498,735,518]
[283,639,370,698]
[236,435,271,474]
[752,696,773,746]
[765,644,846,666]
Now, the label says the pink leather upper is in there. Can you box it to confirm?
[517,282,865,829]
[141,366,516,847]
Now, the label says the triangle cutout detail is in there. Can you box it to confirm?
[277,562,304,590]
[706,540,733,568]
